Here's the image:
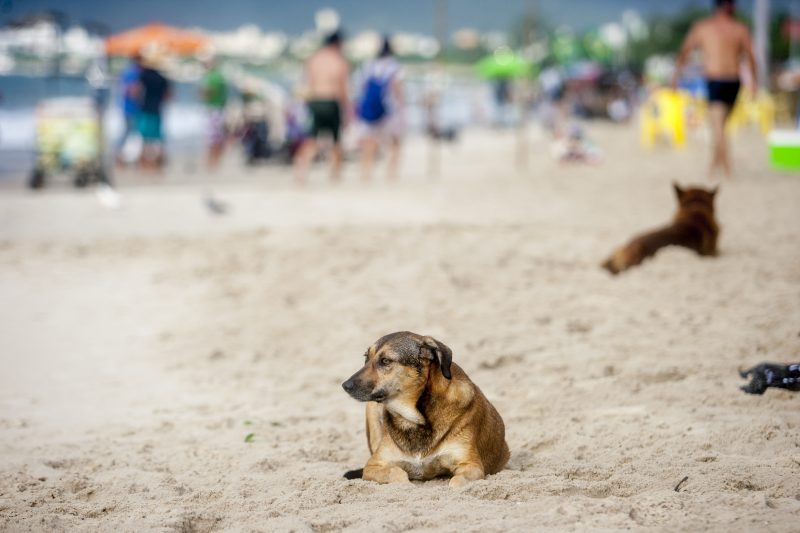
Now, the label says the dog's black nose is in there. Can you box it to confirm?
[342,379,355,393]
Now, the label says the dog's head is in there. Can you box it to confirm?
[341,331,452,403]
[673,183,717,211]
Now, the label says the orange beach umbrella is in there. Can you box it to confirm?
[105,23,208,56]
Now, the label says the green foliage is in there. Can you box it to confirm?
[770,11,792,62]
[503,6,794,71]
[625,7,707,69]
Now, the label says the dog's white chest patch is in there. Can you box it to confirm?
[394,444,462,480]
[399,454,446,480]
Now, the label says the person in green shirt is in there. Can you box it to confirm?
[200,58,228,170]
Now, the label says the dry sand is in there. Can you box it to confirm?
[0,125,799,532]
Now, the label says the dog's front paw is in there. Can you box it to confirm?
[448,475,471,489]
[363,464,412,484]
[387,466,411,484]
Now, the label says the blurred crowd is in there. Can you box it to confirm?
[111,30,413,183]
[14,0,799,186]
[108,30,643,180]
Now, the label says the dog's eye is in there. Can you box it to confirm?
[379,358,392,367]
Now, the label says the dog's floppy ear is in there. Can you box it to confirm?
[672,182,685,201]
[422,336,452,380]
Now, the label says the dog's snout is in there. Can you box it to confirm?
[343,370,378,402]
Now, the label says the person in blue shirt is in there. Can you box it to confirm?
[115,53,142,166]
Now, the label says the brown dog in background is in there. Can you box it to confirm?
[602,184,719,275]
[341,332,509,488]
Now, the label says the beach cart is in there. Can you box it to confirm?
[28,97,108,189]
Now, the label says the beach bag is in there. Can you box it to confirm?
[358,72,391,123]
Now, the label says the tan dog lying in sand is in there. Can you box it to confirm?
[602,184,719,275]
[341,332,509,488]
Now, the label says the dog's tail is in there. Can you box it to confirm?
[602,225,691,275]
[343,468,363,480]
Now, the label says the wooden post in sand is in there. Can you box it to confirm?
[515,83,530,172]
[515,1,536,173]
[427,0,447,178]
[753,0,770,88]
[426,92,441,178]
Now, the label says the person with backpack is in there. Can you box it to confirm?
[356,36,405,182]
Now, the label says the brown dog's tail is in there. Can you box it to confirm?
[343,468,363,480]
[601,253,624,275]
[602,224,696,275]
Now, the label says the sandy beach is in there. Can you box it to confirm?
[1,124,799,532]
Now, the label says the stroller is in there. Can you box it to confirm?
[28,97,108,189]
[242,116,272,164]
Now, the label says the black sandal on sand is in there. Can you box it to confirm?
[739,363,800,395]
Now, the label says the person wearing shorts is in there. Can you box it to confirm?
[115,53,141,166]
[137,112,162,142]
[706,79,741,110]
[293,31,350,184]
[356,36,405,182]
[673,0,756,179]
[135,54,171,171]
[308,99,342,144]
[201,58,228,170]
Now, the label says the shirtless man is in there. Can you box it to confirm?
[673,0,757,179]
[294,31,350,184]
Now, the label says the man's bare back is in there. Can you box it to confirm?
[294,36,350,184]
[673,1,758,180]
[306,46,349,103]
[682,13,754,79]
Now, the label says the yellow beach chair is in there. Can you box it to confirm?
[726,90,775,136]
[640,88,690,149]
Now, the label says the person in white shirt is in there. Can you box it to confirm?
[356,37,405,182]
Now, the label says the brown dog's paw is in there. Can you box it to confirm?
[448,475,471,489]
[388,466,411,484]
